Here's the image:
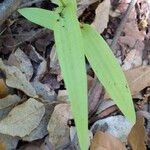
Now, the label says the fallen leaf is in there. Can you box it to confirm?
[92,0,110,34]
[125,66,150,96]
[0,94,20,110]
[90,131,127,150]
[23,103,55,141]
[122,49,143,70]
[8,48,33,81]
[32,81,56,102]
[57,90,68,101]
[128,115,147,150]
[91,115,133,143]
[0,98,45,137]
[47,104,72,149]
[0,79,9,98]
[0,59,37,98]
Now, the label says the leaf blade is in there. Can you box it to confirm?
[54,5,88,150]
[81,24,136,123]
[18,8,59,30]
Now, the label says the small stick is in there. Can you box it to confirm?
[111,0,137,50]
[0,0,23,25]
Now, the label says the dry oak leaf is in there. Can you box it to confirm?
[0,79,9,99]
[8,48,33,81]
[90,131,127,150]
[128,114,147,150]
[47,103,72,149]
[125,66,150,96]
[0,94,20,110]
[0,98,45,137]
[0,59,37,98]
[92,0,111,34]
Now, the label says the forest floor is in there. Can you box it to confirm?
[0,0,150,149]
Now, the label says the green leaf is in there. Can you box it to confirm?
[18,8,59,30]
[81,24,136,123]
[54,4,88,150]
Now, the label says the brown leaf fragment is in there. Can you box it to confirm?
[0,98,45,137]
[8,48,33,81]
[90,131,127,150]
[125,66,150,96]
[0,59,37,98]
[92,0,110,34]
[128,115,147,150]
[47,104,72,149]
[0,79,9,99]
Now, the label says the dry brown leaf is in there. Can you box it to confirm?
[0,98,45,137]
[92,0,110,34]
[128,115,147,150]
[0,79,9,99]
[0,94,20,110]
[47,104,72,149]
[0,59,37,98]
[125,66,150,96]
[90,131,126,150]
[8,48,33,81]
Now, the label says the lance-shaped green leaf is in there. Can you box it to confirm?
[81,24,136,123]
[54,4,88,150]
[18,8,60,31]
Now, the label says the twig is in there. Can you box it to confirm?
[111,0,137,50]
[0,0,23,25]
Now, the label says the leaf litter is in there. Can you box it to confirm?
[0,0,150,149]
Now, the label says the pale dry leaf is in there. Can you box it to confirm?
[47,104,72,149]
[125,66,150,96]
[91,115,133,143]
[32,81,56,102]
[92,0,110,34]
[0,59,37,98]
[122,49,143,70]
[23,103,55,141]
[0,94,20,110]
[8,48,33,81]
[90,131,127,150]
[128,114,147,150]
[0,98,45,137]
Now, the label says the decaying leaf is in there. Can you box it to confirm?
[0,94,20,110]
[92,0,110,34]
[8,48,33,81]
[90,131,127,150]
[0,59,37,98]
[32,81,56,102]
[91,115,133,143]
[128,115,147,150]
[0,98,45,137]
[125,66,150,96]
[122,49,143,70]
[0,79,9,99]
[23,103,55,141]
[47,104,72,149]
